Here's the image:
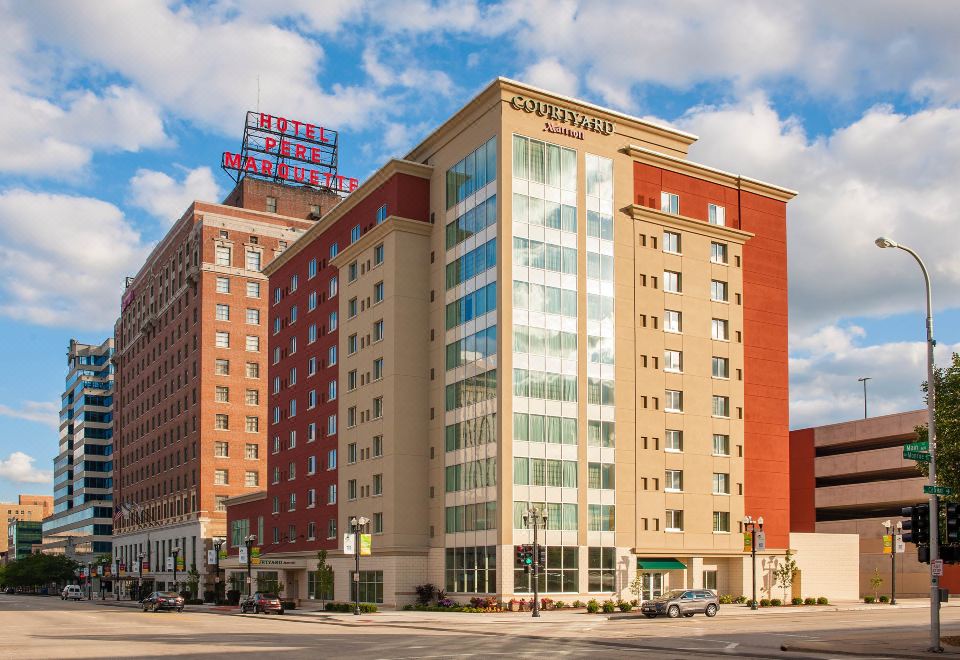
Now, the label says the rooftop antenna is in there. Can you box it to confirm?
[256,75,261,113]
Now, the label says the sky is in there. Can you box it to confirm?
[1,0,960,501]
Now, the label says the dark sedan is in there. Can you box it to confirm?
[240,592,284,614]
[141,591,184,612]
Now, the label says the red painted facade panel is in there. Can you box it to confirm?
[789,428,816,533]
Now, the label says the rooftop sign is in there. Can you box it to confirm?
[509,95,615,137]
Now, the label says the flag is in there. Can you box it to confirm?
[113,505,123,523]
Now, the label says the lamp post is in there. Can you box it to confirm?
[523,507,548,618]
[171,546,181,595]
[743,516,764,610]
[243,535,257,598]
[882,520,902,605]
[137,552,144,602]
[858,377,872,419]
[876,236,940,652]
[350,516,369,616]
[213,538,225,603]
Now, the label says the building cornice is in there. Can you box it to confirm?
[626,205,755,244]
[262,159,434,277]
[329,215,432,269]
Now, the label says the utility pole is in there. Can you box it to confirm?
[858,377,872,419]
[743,516,764,610]
[350,516,369,616]
[523,506,548,618]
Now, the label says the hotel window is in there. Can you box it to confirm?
[308,291,317,311]
[374,244,384,265]
[326,311,337,331]
[711,280,728,302]
[246,362,260,378]
[373,473,382,496]
[215,495,228,512]
[348,261,358,282]
[307,456,317,475]
[348,297,358,318]
[288,493,296,510]
[328,276,338,298]
[327,449,337,470]
[215,386,229,403]
[663,271,681,293]
[265,196,277,213]
[272,527,280,544]
[272,466,280,484]
[308,258,317,279]
[348,480,357,500]
[373,513,383,534]
[588,463,615,490]
[373,435,383,457]
[664,350,682,373]
[662,230,681,253]
[245,471,259,487]
[272,438,280,455]
[290,275,299,293]
[289,399,297,417]
[328,380,337,401]
[215,331,229,348]
[327,518,337,539]
[246,308,260,325]
[246,281,260,298]
[290,306,298,324]
[245,335,259,352]
[711,318,729,340]
[287,430,297,450]
[447,136,497,209]
[713,511,730,533]
[374,281,384,303]
[665,429,683,452]
[665,469,683,492]
[664,310,681,333]
[347,443,357,464]
[372,397,383,419]
[308,324,317,343]
[713,434,730,456]
[588,547,616,593]
[307,422,316,442]
[376,204,387,224]
[215,246,231,266]
[327,414,337,436]
[587,420,614,448]
[347,370,358,390]
[588,504,615,531]
[348,334,358,354]
[245,416,259,432]
[665,389,683,412]
[373,320,384,342]
[288,462,296,481]
[246,250,261,272]
[373,358,383,381]
[661,192,680,215]
[328,346,337,366]
[289,366,297,385]
[708,203,725,226]
[713,473,730,495]
[272,376,281,395]
[214,441,229,458]
[307,390,317,409]
[216,276,230,293]
[274,287,282,304]
[215,414,229,430]
[347,407,357,427]
[307,490,316,508]
[712,396,730,418]
[245,443,259,459]
[273,318,281,335]
[215,359,229,375]
[665,509,684,532]
[214,469,228,486]
[272,496,280,513]
[215,304,230,321]
[348,225,360,243]
[712,357,729,379]
[308,357,317,376]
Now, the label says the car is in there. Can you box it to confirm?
[239,592,284,615]
[4,587,15,595]
[61,585,83,601]
[641,589,719,619]
[141,591,184,613]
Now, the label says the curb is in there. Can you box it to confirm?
[780,641,957,658]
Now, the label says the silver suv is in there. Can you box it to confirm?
[641,589,719,618]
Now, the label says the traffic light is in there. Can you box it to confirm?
[902,504,930,545]
[516,545,534,572]
[515,545,526,564]
[946,503,960,544]
[537,545,546,567]
[942,545,960,564]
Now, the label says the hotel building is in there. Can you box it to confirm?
[224,78,796,606]
[110,179,339,592]
[2,495,52,560]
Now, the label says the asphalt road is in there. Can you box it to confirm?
[2,594,960,659]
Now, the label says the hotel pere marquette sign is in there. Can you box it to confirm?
[222,111,359,194]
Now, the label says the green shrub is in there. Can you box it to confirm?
[324,602,378,613]
[759,599,771,607]
[734,596,748,604]
[718,594,733,605]
[804,597,816,605]
[791,597,803,605]
[630,599,639,607]
[863,596,875,604]
[618,601,633,612]
[878,595,889,603]
[601,600,616,613]
[572,600,585,608]
[816,597,829,605]
[553,601,565,609]
[586,599,600,614]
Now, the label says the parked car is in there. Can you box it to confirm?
[61,585,83,601]
[4,587,15,595]
[141,591,184,612]
[239,592,284,614]
[641,589,719,618]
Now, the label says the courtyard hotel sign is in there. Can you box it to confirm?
[509,95,615,139]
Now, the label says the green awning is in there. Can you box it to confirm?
[637,558,687,570]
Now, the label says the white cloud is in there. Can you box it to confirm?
[129,166,222,224]
[362,46,455,97]
[519,58,579,98]
[0,401,59,429]
[0,451,52,484]
[0,189,153,329]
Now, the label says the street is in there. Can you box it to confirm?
[3,594,960,659]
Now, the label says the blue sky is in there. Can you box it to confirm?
[2,0,960,500]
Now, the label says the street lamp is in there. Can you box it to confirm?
[522,507,548,618]
[858,377,872,419]
[171,546,181,595]
[876,236,940,652]
[137,552,144,602]
[243,535,257,598]
[213,538,226,603]
[743,515,764,610]
[350,516,369,616]
[882,520,903,605]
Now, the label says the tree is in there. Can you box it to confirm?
[315,550,333,605]
[186,565,201,598]
[630,572,646,603]
[917,353,960,495]
[870,567,883,600]
[3,554,79,588]
[773,551,798,601]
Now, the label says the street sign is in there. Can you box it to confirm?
[343,533,355,555]
[251,547,261,566]
[360,533,372,556]
[924,485,953,496]
[757,531,766,552]
[933,559,944,577]
[743,532,752,553]
[165,557,173,571]
[207,550,216,565]
[905,449,931,462]
[895,534,906,554]
[238,547,248,564]
[905,441,929,452]
[883,534,893,554]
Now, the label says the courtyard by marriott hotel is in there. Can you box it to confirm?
[223,78,796,605]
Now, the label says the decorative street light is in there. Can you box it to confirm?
[523,507,548,618]
[137,552,144,602]
[243,535,257,598]
[350,516,369,616]
[875,236,940,652]
[171,546,181,595]
[858,376,872,419]
[743,515,764,610]
[213,538,226,604]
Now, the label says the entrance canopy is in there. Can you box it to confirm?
[636,558,687,570]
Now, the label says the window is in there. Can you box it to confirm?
[712,318,729,340]
[664,310,681,333]
[350,570,383,604]
[307,456,317,475]
[214,441,229,458]
[373,473,382,496]
[246,250,261,272]
[308,258,317,279]
[215,331,229,348]
[215,359,230,375]
[373,358,383,381]
[713,511,730,533]
[663,271,681,293]
[372,397,383,419]
[347,261,358,282]
[307,490,316,508]
[216,276,230,293]
[307,291,317,312]
[588,504,615,531]
[327,450,337,471]
[713,434,730,456]
[588,463,615,490]
[247,281,260,298]
[265,196,277,213]
[662,230,680,253]
[348,479,357,500]
[245,443,259,459]
[215,414,229,430]
[273,318,281,336]
[288,462,296,481]
[665,429,683,452]
[307,422,316,442]
[214,469,228,486]
[347,370,358,390]
[711,242,728,264]
[215,495,228,512]
[245,416,259,432]
[290,306,298,324]
[348,334,358,354]
[308,357,318,376]
[347,443,357,464]
[215,304,230,320]
[245,335,259,352]
[374,281,384,303]
[664,350,682,373]
[307,389,317,409]
[374,244,384,265]
[376,204,387,224]
[587,420,614,448]
[373,512,383,533]
[246,308,260,325]
[661,192,679,215]
[245,471,259,487]
[288,492,296,510]
[348,298,358,318]
[712,395,730,418]
[328,380,337,401]
[215,386,229,403]
[373,320,384,342]
[274,287,282,304]
[350,224,361,243]
[712,357,729,378]
[665,390,683,412]
[215,246,231,266]
[327,415,337,436]
[665,469,683,492]
[665,509,684,532]
[246,362,259,378]
[347,407,357,427]
[708,203,725,226]
[308,324,318,344]
[328,276,338,298]
[327,518,337,539]
[328,346,337,366]
[373,435,383,457]
[711,280,728,302]
[289,399,298,417]
[713,473,730,495]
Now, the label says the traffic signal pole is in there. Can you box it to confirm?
[532,515,541,618]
